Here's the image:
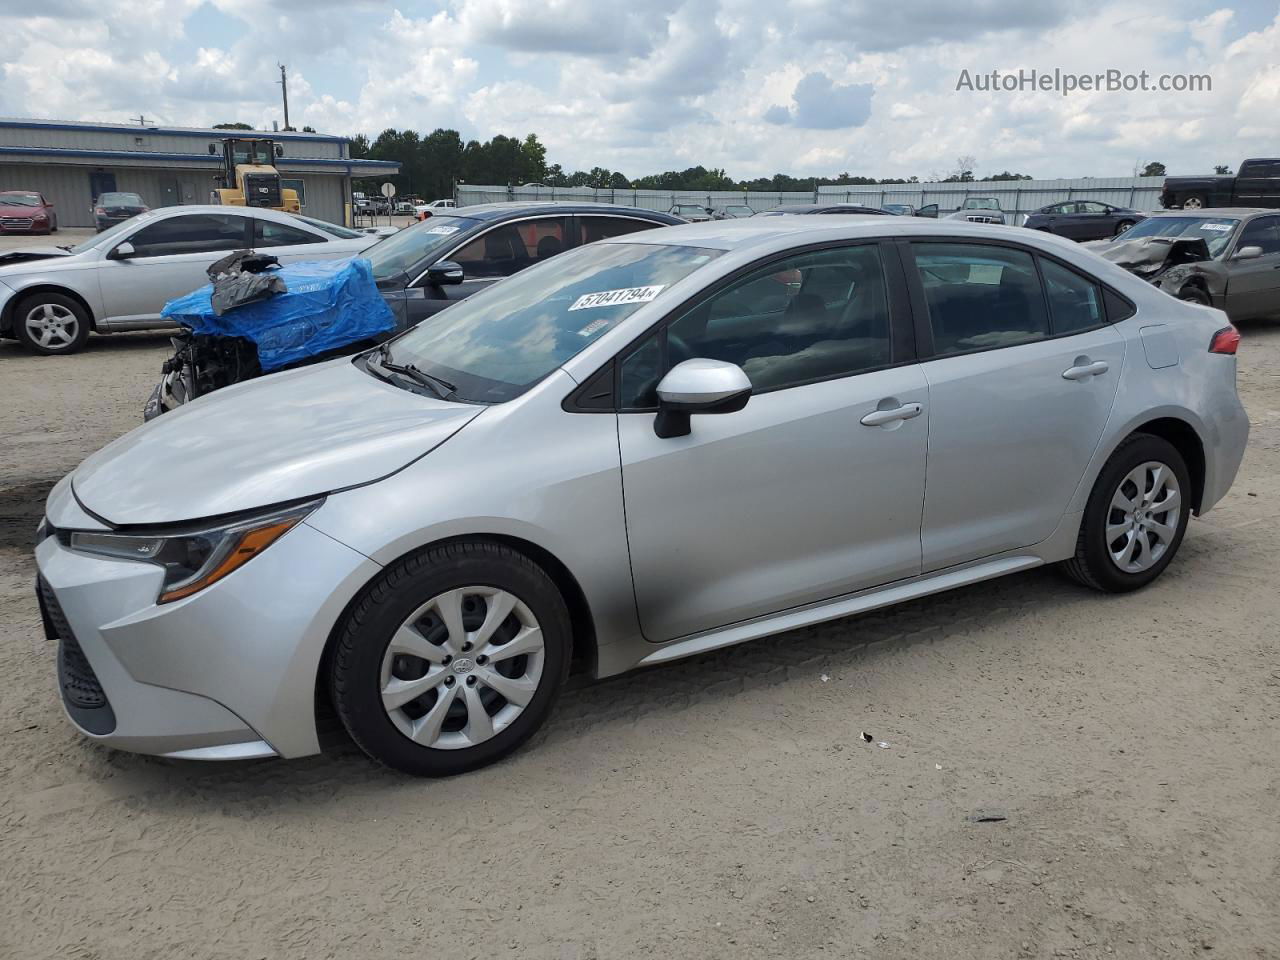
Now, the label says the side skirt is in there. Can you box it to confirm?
[636,554,1043,667]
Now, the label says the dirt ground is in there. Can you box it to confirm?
[1,315,1278,959]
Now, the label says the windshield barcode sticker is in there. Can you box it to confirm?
[426,225,460,234]
[568,285,665,311]
[1198,223,1232,231]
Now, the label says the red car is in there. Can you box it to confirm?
[0,190,57,234]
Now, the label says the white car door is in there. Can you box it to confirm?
[616,243,929,642]
[96,212,252,323]
[904,241,1126,571]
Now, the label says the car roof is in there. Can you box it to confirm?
[601,214,1056,254]
[1144,207,1269,218]
[451,201,682,222]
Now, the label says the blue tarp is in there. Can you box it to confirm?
[161,257,395,372]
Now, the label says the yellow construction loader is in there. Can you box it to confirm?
[208,137,300,213]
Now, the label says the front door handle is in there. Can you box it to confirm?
[1062,359,1109,381]
[860,402,924,427]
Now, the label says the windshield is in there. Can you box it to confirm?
[68,211,157,253]
[1,192,41,207]
[963,198,1000,210]
[99,192,143,206]
[1118,216,1240,258]
[674,205,705,214]
[294,214,363,239]
[381,242,723,403]
[363,215,479,281]
[882,204,912,215]
[725,206,753,215]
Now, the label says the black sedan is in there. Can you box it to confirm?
[756,203,890,217]
[366,202,684,330]
[93,191,149,231]
[1023,200,1144,241]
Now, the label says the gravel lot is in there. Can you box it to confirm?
[1,288,1278,958]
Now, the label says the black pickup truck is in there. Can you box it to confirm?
[1161,159,1280,210]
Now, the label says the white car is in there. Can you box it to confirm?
[0,206,379,355]
[413,199,458,218]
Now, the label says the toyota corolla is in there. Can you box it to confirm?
[36,217,1248,776]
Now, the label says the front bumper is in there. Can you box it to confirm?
[35,514,381,760]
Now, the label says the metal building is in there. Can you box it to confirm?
[0,118,399,228]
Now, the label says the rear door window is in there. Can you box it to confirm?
[1040,258,1105,334]
[254,218,325,247]
[911,243,1049,356]
[578,216,658,245]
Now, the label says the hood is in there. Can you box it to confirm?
[0,246,74,268]
[71,357,484,526]
[1093,236,1211,278]
[0,202,46,216]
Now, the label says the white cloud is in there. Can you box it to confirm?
[0,0,1277,181]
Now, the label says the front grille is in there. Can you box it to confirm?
[964,214,1001,224]
[1,217,34,229]
[242,174,282,208]
[37,577,116,734]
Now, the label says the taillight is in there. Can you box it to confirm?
[1209,325,1240,355]
[94,207,106,215]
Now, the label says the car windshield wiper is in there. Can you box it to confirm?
[368,344,457,400]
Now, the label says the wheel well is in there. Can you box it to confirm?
[3,284,97,333]
[1132,418,1205,512]
[312,533,599,750]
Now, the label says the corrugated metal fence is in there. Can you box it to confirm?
[457,176,1167,225]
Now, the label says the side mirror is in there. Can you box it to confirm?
[425,260,464,285]
[653,358,752,438]
[1233,245,1264,261]
[275,144,284,158]
[110,241,136,259]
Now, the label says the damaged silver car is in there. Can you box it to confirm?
[1088,208,1280,321]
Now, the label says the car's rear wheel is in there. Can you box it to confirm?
[1113,219,1136,236]
[331,540,572,776]
[13,292,91,355]
[1180,194,1207,210]
[1061,434,1191,593]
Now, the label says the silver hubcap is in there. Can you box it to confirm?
[379,586,545,750]
[1107,461,1181,574]
[24,302,78,349]
[1182,197,1203,209]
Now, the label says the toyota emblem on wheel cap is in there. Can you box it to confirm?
[451,657,475,674]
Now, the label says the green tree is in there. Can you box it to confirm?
[1141,161,1166,177]
[1214,165,1231,175]
[213,122,253,130]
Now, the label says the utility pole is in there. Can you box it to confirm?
[277,64,290,132]
[132,115,151,125]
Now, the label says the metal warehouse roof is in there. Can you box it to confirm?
[0,117,348,143]
[0,145,399,175]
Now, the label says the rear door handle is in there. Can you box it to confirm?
[1062,359,1109,381]
[860,402,923,427]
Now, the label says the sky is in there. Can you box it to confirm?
[0,0,1277,181]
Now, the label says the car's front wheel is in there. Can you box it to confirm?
[13,292,91,355]
[331,540,572,776]
[1113,219,1136,236]
[1061,434,1191,593]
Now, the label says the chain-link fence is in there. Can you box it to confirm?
[456,177,1167,225]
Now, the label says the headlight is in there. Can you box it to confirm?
[68,499,321,603]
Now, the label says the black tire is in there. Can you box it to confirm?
[1178,286,1212,306]
[1180,194,1207,210]
[12,292,91,355]
[330,540,572,776]
[1113,219,1135,236]
[1060,434,1191,593]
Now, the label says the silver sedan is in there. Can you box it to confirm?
[36,217,1248,775]
[0,205,377,355]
